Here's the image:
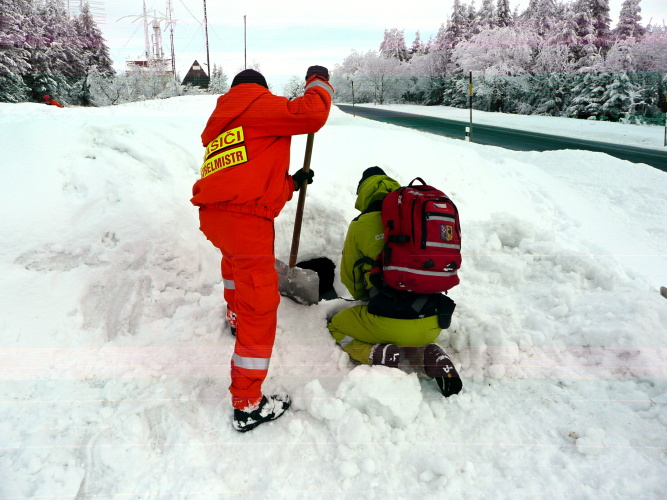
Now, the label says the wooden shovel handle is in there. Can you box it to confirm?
[289,133,315,268]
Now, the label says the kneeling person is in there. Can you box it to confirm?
[327,167,463,397]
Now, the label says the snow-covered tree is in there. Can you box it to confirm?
[574,0,612,48]
[282,75,304,99]
[601,71,641,120]
[380,28,409,61]
[409,31,426,56]
[452,26,536,75]
[614,0,645,40]
[545,8,580,48]
[208,64,229,94]
[0,0,31,101]
[445,0,470,47]
[631,23,667,72]
[606,38,637,72]
[361,50,406,104]
[467,1,480,36]
[478,0,496,28]
[565,72,612,118]
[73,2,114,105]
[21,0,87,103]
[496,0,513,27]
[87,68,132,106]
[74,2,113,74]
[534,42,576,74]
[589,0,613,45]
[522,0,557,36]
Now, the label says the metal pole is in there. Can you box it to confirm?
[468,71,473,142]
[143,0,150,61]
[244,15,247,69]
[203,0,210,76]
[352,80,355,117]
[168,0,175,78]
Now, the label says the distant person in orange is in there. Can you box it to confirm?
[192,67,333,432]
[42,95,64,108]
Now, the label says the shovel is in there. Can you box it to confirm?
[276,133,320,305]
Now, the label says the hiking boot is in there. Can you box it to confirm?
[370,344,400,368]
[232,395,291,433]
[423,344,462,397]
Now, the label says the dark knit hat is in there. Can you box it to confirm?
[231,69,268,89]
[357,166,386,193]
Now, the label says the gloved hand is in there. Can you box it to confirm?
[292,168,315,191]
[305,65,329,82]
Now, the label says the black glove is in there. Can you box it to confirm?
[305,65,329,82]
[292,168,315,191]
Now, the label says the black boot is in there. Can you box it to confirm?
[233,395,291,432]
[423,344,462,397]
[370,344,400,368]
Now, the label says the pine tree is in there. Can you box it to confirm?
[380,28,409,61]
[0,0,31,101]
[602,71,639,120]
[614,0,645,40]
[409,31,426,56]
[565,72,612,119]
[522,0,557,36]
[445,0,470,47]
[24,0,85,103]
[467,0,480,36]
[478,0,496,28]
[74,2,114,105]
[574,0,612,48]
[589,0,612,46]
[74,3,113,74]
[209,64,229,94]
[496,0,512,27]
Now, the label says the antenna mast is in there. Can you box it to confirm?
[166,0,176,77]
[118,1,173,75]
[142,0,150,61]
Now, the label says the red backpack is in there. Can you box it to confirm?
[372,177,462,294]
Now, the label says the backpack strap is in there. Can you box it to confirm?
[352,199,383,222]
[361,199,383,215]
[352,256,381,294]
[408,177,427,186]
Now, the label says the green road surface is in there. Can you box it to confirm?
[336,104,667,172]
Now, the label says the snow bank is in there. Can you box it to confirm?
[1,97,666,498]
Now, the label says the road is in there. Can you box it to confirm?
[336,104,667,172]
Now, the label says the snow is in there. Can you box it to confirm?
[1,97,666,498]
[352,102,667,150]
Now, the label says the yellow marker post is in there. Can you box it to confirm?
[468,72,473,142]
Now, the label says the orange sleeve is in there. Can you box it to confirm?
[255,77,333,137]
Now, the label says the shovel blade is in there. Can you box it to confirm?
[275,259,320,305]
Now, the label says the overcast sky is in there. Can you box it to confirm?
[97,0,667,91]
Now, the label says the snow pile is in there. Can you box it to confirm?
[1,97,666,498]
[353,102,667,150]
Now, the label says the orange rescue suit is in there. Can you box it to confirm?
[192,76,333,409]
[45,98,64,108]
[192,77,333,219]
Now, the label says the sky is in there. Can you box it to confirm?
[1,97,666,497]
[91,0,667,92]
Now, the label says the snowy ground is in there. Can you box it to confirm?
[1,97,666,499]
[350,102,667,151]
